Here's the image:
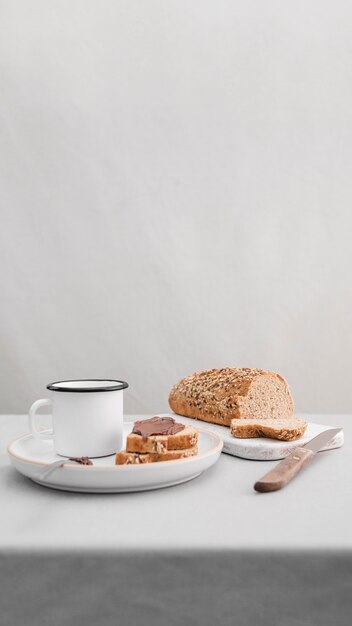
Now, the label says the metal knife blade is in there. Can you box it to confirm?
[254,427,342,493]
[302,427,341,453]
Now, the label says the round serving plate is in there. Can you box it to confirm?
[7,422,223,493]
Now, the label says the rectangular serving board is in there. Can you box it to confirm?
[169,414,344,461]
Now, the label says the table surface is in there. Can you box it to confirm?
[1,413,351,552]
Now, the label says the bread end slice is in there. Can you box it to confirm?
[230,418,307,441]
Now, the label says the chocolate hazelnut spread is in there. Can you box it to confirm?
[69,456,93,466]
[132,417,185,440]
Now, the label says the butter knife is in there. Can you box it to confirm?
[254,427,341,493]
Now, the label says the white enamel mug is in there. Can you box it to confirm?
[28,379,128,458]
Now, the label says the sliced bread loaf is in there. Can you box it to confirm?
[115,446,198,465]
[169,368,294,426]
[126,424,198,454]
[230,418,307,441]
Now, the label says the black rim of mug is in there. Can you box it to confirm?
[46,379,129,392]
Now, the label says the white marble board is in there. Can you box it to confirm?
[171,414,344,461]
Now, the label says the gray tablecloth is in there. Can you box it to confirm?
[1,414,351,625]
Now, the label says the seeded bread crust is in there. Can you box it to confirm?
[231,418,307,441]
[168,368,294,426]
[126,425,198,454]
[115,446,198,465]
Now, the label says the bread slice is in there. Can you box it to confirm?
[168,368,294,427]
[230,418,307,441]
[115,446,198,465]
[126,424,198,454]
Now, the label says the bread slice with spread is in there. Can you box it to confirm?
[126,421,198,454]
[116,416,198,465]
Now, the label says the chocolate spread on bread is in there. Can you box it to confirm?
[132,417,185,440]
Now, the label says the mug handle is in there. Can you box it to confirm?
[28,399,53,440]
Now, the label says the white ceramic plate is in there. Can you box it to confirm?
[173,415,344,460]
[7,422,223,493]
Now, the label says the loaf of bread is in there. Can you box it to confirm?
[126,425,198,454]
[168,368,294,426]
[115,446,198,465]
[230,418,307,441]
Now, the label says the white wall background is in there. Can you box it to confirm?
[1,0,351,414]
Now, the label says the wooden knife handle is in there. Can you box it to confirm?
[254,447,315,492]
